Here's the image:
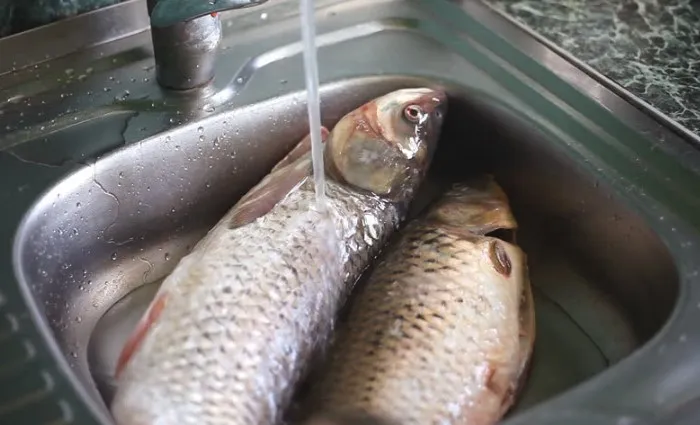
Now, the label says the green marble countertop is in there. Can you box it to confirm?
[2,0,700,139]
[483,0,700,138]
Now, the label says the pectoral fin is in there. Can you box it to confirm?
[228,129,329,228]
[272,127,330,173]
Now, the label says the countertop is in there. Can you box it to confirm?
[483,0,700,137]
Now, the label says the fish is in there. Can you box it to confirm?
[300,175,535,425]
[110,87,447,425]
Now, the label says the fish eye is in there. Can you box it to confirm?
[403,105,423,123]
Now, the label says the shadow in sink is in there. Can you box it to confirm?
[12,76,679,421]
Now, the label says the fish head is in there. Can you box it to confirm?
[325,87,447,203]
[427,176,518,238]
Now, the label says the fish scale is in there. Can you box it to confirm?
[303,179,534,425]
[111,178,401,425]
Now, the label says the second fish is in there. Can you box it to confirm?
[302,176,535,425]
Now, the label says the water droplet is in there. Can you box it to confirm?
[165,253,171,261]
[197,126,204,133]
[199,135,205,142]
[235,77,244,84]
[203,104,215,112]
[70,352,78,358]
[6,94,24,104]
[65,68,74,76]
[76,202,81,207]
[75,316,82,323]
[119,172,124,178]
[260,12,268,20]
[115,90,130,101]
[175,145,181,150]
[72,228,79,236]
[103,87,111,92]
[280,79,288,84]
[111,252,118,261]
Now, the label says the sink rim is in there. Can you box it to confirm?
[9,73,693,425]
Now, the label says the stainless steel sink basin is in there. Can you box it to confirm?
[3,1,700,425]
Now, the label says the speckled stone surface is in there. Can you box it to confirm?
[0,0,122,37]
[483,0,700,137]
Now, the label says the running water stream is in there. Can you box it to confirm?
[299,0,327,208]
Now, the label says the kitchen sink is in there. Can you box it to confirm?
[2,1,700,425]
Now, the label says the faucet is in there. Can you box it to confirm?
[147,0,268,91]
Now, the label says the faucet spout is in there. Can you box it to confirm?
[147,0,268,91]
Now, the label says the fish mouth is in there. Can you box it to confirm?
[413,88,447,115]
[394,87,447,122]
[409,88,447,171]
